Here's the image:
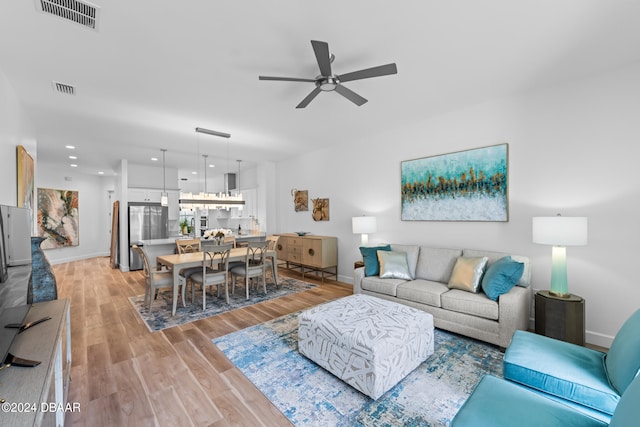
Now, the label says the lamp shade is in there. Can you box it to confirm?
[532,216,588,246]
[352,216,377,234]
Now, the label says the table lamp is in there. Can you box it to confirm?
[532,215,588,298]
[352,216,377,246]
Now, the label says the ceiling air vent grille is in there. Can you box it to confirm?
[35,0,100,30]
[53,82,76,95]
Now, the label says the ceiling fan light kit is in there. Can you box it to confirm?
[259,40,397,108]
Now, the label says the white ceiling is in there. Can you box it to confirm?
[1,1,639,181]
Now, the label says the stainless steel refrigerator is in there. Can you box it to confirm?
[128,203,168,271]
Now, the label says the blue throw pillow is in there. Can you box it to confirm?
[360,245,391,276]
[481,256,525,301]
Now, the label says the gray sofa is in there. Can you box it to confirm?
[353,245,532,348]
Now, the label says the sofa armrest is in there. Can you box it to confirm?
[353,267,365,294]
[498,285,532,348]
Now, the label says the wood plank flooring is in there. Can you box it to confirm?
[53,256,353,426]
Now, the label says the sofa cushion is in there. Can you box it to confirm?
[390,244,420,279]
[361,276,407,297]
[378,251,412,280]
[464,249,531,287]
[448,256,488,293]
[415,247,462,282]
[441,289,499,320]
[396,279,448,307]
[481,256,525,301]
[360,245,391,276]
[504,330,619,416]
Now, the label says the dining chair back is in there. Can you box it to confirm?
[133,245,182,312]
[190,242,233,309]
[223,235,237,248]
[265,235,280,286]
[176,238,201,254]
[230,240,270,299]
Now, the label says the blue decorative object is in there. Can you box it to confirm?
[30,236,58,303]
[359,244,391,276]
[481,256,524,300]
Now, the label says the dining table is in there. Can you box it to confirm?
[156,247,278,316]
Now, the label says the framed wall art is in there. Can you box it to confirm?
[292,189,309,212]
[17,145,34,213]
[37,188,79,248]
[312,198,330,221]
[401,144,508,221]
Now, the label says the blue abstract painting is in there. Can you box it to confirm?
[401,144,508,221]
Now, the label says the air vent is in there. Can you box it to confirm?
[53,81,76,95]
[35,0,100,31]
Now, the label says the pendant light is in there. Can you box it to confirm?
[178,127,245,209]
[160,148,168,207]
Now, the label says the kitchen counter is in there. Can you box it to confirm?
[137,232,266,246]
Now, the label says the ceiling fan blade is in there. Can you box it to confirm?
[334,84,368,106]
[311,40,332,77]
[259,76,316,83]
[296,87,322,109]
[337,63,398,83]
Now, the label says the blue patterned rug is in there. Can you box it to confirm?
[129,277,316,332]
[214,311,503,426]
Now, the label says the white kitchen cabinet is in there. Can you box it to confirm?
[128,188,162,203]
[234,188,256,218]
[167,190,180,220]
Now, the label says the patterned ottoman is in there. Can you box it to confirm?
[298,294,434,400]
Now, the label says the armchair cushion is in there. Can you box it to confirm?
[504,330,618,416]
[604,308,640,395]
[452,375,607,427]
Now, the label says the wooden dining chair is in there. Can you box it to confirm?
[190,242,233,309]
[223,235,237,248]
[175,238,202,301]
[230,240,270,299]
[133,245,184,312]
[265,235,280,287]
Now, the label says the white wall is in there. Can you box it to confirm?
[0,68,36,207]
[275,61,640,348]
[36,162,116,264]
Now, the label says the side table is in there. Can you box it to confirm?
[535,290,585,346]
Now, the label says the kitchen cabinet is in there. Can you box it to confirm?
[167,190,180,220]
[275,233,337,282]
[128,188,162,203]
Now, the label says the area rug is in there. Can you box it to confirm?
[214,311,503,426]
[129,277,316,332]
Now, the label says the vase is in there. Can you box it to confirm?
[29,236,58,303]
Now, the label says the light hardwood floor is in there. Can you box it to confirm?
[54,256,353,426]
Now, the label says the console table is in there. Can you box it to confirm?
[0,299,71,426]
[275,234,337,282]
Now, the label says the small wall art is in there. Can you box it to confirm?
[37,188,80,248]
[292,189,309,212]
[312,198,330,221]
[401,144,508,221]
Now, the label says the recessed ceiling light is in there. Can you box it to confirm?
[66,145,75,149]
[70,164,78,167]
[69,155,77,159]
[209,164,215,168]
[192,171,198,175]
[98,171,104,175]
[151,157,158,161]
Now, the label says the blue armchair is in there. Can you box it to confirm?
[502,309,640,422]
[451,373,640,427]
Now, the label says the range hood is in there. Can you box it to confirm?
[224,173,236,192]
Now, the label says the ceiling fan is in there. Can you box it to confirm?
[259,40,398,108]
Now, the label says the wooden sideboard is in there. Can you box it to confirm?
[275,234,337,282]
[0,299,72,426]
